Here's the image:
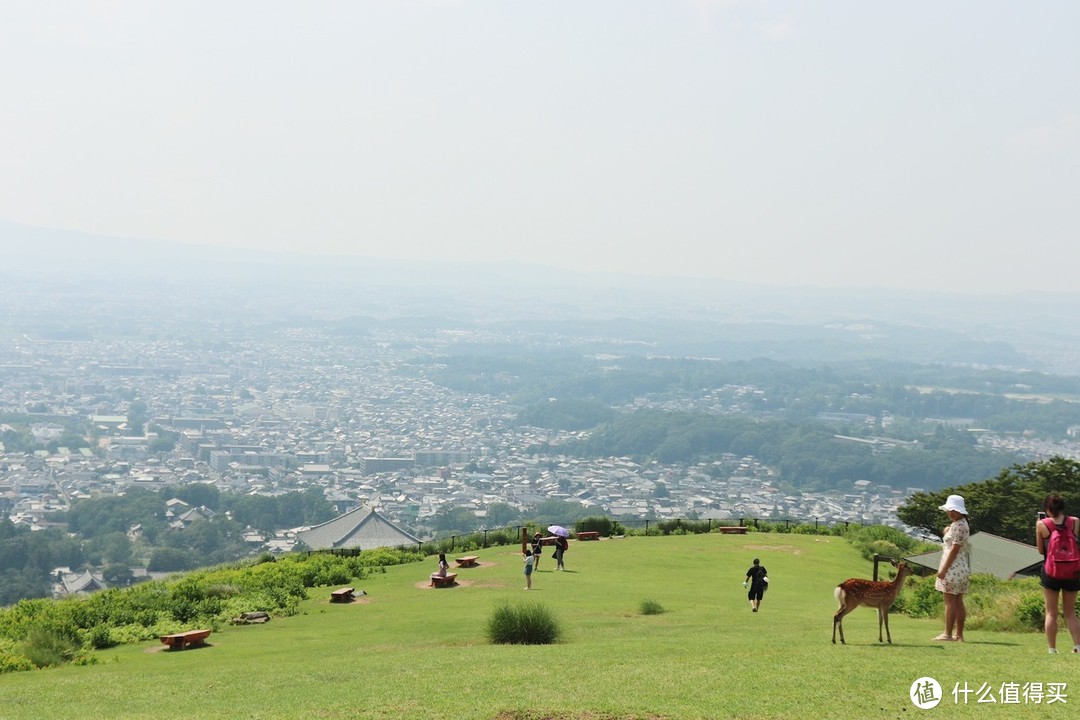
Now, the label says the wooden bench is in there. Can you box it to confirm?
[160,629,211,650]
[717,526,748,534]
[430,573,458,588]
[455,556,479,568]
[330,587,355,603]
[576,531,600,541]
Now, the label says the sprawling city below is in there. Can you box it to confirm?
[4,238,1080,596]
[2,331,868,546]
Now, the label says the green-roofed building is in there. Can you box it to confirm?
[905,532,1043,580]
[295,506,420,552]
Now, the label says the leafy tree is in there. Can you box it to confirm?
[484,503,519,528]
[527,500,591,526]
[127,400,148,436]
[148,424,180,453]
[66,488,164,539]
[0,569,48,605]
[83,532,132,566]
[170,484,221,511]
[0,425,34,452]
[47,431,89,451]
[432,507,483,536]
[897,457,1080,542]
[147,547,195,572]
[101,564,135,587]
[517,398,614,431]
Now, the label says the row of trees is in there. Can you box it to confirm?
[1,486,337,605]
[542,408,1017,492]
[66,485,334,541]
[897,456,1080,542]
[436,353,1080,436]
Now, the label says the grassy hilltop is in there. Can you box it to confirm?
[2,533,1068,719]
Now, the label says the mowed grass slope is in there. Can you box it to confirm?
[3,533,1070,719]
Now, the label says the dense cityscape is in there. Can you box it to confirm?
[6,320,1080,565]
[4,243,1080,602]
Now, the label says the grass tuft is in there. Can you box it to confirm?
[21,629,82,668]
[639,598,665,615]
[487,601,562,645]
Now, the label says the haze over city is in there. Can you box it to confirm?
[2,1,1078,295]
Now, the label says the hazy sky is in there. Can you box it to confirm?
[2,1,1077,294]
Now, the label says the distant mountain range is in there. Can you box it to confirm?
[4,218,1080,374]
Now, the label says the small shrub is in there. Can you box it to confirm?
[865,540,905,562]
[893,575,941,618]
[1016,593,1046,631]
[0,639,34,674]
[0,649,34,674]
[109,623,162,645]
[639,599,665,615]
[844,525,937,561]
[84,624,116,650]
[21,628,82,668]
[576,516,613,536]
[487,601,561,645]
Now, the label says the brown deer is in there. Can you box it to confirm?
[832,560,911,645]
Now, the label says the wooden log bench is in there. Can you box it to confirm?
[716,526,748,534]
[330,587,355,603]
[576,531,600,541]
[429,572,458,588]
[160,629,211,650]
[455,556,479,568]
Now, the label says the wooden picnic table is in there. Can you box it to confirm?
[576,531,600,541]
[717,526,747,534]
[455,556,479,567]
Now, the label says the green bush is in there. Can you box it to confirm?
[893,575,941,618]
[639,598,665,615]
[0,548,425,674]
[1016,593,1046,631]
[0,639,34,674]
[84,624,116,650]
[487,601,562,645]
[656,519,712,536]
[894,573,1047,632]
[21,628,82,668]
[843,525,937,561]
[0,649,34,673]
[576,516,613,536]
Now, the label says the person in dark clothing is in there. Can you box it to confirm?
[531,532,545,571]
[744,558,768,612]
[554,534,568,570]
[544,533,569,570]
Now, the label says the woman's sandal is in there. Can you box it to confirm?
[932,633,955,641]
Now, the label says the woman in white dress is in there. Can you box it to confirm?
[933,494,971,642]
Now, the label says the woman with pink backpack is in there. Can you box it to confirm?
[1036,494,1080,654]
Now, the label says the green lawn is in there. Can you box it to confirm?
[2,533,1073,719]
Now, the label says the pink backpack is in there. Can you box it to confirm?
[1043,517,1080,580]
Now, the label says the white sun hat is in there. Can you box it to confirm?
[939,494,968,515]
